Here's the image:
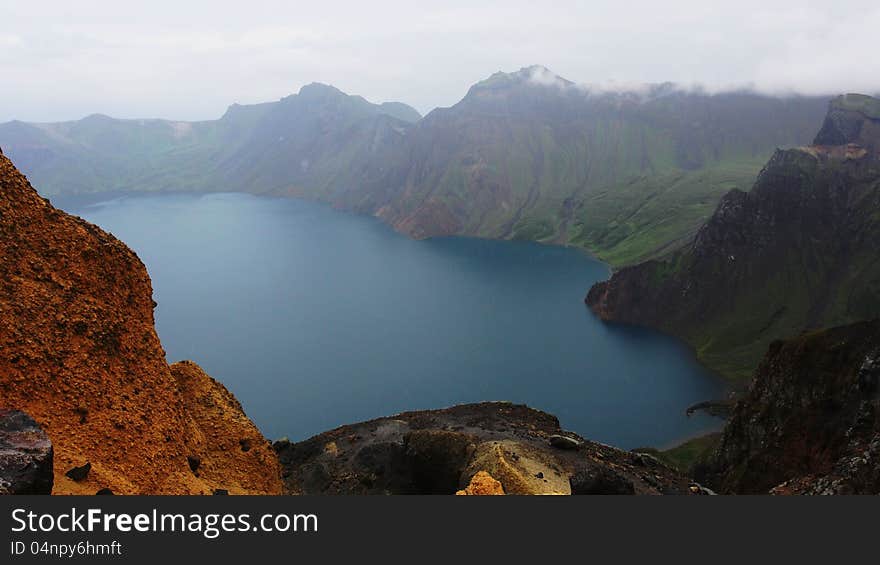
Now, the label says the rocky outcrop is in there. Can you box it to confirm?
[0,410,53,494]
[170,361,282,494]
[814,93,880,152]
[274,402,704,495]
[696,320,880,494]
[0,148,281,494]
[587,94,880,378]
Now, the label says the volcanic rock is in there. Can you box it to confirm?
[275,402,700,495]
[0,409,53,494]
[696,320,880,494]
[456,471,504,495]
[64,462,91,482]
[0,148,281,494]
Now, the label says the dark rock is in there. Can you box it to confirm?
[239,439,252,452]
[213,489,229,495]
[697,321,880,494]
[570,466,635,495]
[298,462,334,493]
[95,488,114,495]
[404,429,475,494]
[814,94,880,152]
[186,456,201,473]
[856,353,879,395]
[0,409,54,494]
[685,399,732,419]
[548,434,581,450]
[64,462,91,482]
[74,405,88,424]
[275,402,696,495]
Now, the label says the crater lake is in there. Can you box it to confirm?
[60,192,725,449]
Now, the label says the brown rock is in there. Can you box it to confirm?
[0,150,282,494]
[170,361,283,495]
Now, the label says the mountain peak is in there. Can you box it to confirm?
[81,113,114,122]
[832,93,880,119]
[296,82,345,98]
[519,65,574,87]
[813,93,880,151]
[468,65,574,96]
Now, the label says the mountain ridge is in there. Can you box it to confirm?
[0,68,830,266]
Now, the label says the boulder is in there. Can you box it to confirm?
[548,434,581,450]
[187,456,201,473]
[64,462,91,482]
[570,465,635,495]
[0,409,54,494]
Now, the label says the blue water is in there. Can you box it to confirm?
[62,192,725,449]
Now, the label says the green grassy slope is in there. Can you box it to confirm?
[634,433,722,474]
[569,159,767,265]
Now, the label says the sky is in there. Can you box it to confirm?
[1,0,879,122]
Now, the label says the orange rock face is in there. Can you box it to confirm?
[0,149,281,494]
[455,471,505,496]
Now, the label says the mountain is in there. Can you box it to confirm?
[205,83,419,206]
[366,66,827,263]
[587,94,880,378]
[0,147,282,494]
[0,84,421,196]
[695,320,880,494]
[0,68,827,266]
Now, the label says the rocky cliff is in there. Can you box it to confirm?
[275,402,708,495]
[696,320,880,494]
[587,94,880,378]
[0,148,281,494]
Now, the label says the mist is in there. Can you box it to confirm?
[1,0,878,122]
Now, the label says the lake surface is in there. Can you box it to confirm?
[61,192,725,449]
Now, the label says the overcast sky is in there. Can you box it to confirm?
[1,0,878,122]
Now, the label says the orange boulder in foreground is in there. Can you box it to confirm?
[456,471,505,496]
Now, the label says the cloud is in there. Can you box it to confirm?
[0,33,21,46]
[526,66,572,89]
[0,0,878,122]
